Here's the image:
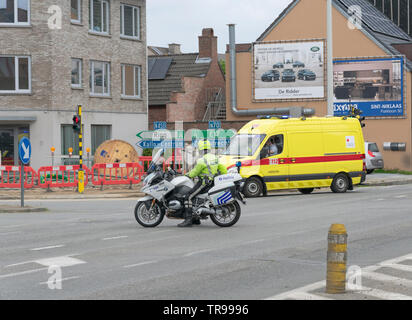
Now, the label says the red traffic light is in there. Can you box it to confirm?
[72,114,81,132]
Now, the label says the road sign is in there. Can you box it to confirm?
[209,120,221,129]
[18,137,31,165]
[154,121,167,130]
[137,140,185,149]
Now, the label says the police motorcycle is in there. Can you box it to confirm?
[134,148,246,228]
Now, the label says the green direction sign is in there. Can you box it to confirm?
[136,129,235,142]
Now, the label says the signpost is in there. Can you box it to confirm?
[18,137,31,207]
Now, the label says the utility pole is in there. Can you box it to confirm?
[77,105,84,194]
[327,0,334,116]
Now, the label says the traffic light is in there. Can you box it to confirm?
[72,114,81,133]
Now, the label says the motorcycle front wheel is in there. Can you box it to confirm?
[210,201,241,228]
[134,201,165,228]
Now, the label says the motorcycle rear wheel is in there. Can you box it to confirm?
[210,201,241,228]
[134,201,165,228]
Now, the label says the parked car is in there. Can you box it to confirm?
[261,70,280,82]
[297,69,317,81]
[273,63,284,69]
[365,142,384,174]
[281,69,296,82]
[293,61,305,68]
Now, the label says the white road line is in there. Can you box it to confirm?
[39,276,81,285]
[34,256,86,267]
[0,231,21,236]
[0,267,48,280]
[395,195,407,199]
[286,292,333,300]
[31,245,65,251]
[380,263,412,273]
[359,287,412,300]
[184,249,214,257]
[362,271,412,287]
[123,260,158,269]
[243,239,266,245]
[265,280,326,300]
[102,236,129,241]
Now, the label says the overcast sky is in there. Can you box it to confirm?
[146,0,294,54]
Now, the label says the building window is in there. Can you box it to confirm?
[89,0,109,34]
[0,56,31,94]
[0,0,30,25]
[120,3,140,39]
[71,0,81,23]
[90,60,110,96]
[91,125,111,154]
[71,58,82,88]
[121,64,141,98]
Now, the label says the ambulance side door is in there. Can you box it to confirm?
[260,133,289,191]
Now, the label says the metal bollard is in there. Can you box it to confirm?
[326,224,347,294]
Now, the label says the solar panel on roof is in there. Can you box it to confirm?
[148,58,172,80]
[339,0,410,41]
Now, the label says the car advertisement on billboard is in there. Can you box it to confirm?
[253,40,325,101]
[333,57,404,117]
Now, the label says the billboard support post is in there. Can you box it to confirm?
[327,0,334,116]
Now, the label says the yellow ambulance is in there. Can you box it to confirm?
[221,116,366,197]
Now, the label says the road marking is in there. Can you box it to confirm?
[380,263,412,273]
[362,271,412,287]
[31,245,65,251]
[102,236,129,241]
[243,239,266,245]
[395,195,407,199]
[184,249,214,257]
[265,281,326,300]
[123,260,158,269]
[358,287,412,300]
[0,267,48,280]
[286,292,333,300]
[34,256,86,267]
[268,253,412,300]
[0,231,21,236]
[39,276,80,285]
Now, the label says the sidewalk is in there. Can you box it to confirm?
[361,173,412,186]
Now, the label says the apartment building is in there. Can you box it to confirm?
[0,0,147,169]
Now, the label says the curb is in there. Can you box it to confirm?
[0,207,49,213]
[361,179,412,187]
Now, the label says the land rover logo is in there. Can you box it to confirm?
[311,46,320,52]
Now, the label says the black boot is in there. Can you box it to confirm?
[178,208,193,227]
[192,217,201,225]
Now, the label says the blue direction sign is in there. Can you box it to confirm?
[208,120,221,129]
[154,121,167,130]
[18,137,31,165]
[137,139,184,149]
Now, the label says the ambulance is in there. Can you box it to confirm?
[221,116,366,197]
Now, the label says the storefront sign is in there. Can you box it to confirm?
[333,57,404,117]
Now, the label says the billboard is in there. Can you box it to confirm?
[253,40,325,101]
[333,57,404,117]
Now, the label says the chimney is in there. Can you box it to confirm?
[168,43,181,55]
[198,28,217,60]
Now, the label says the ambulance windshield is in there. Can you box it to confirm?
[223,134,266,157]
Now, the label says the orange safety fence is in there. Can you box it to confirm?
[90,162,144,186]
[37,165,91,189]
[0,165,37,189]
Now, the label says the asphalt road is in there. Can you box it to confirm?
[0,184,412,300]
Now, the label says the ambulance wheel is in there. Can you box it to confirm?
[298,188,314,194]
[331,173,349,193]
[243,177,263,198]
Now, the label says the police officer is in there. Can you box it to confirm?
[178,140,227,227]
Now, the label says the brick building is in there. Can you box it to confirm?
[0,0,147,169]
[148,28,226,124]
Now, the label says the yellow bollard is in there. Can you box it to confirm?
[326,224,347,294]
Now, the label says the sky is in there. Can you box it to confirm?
[146,0,294,54]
